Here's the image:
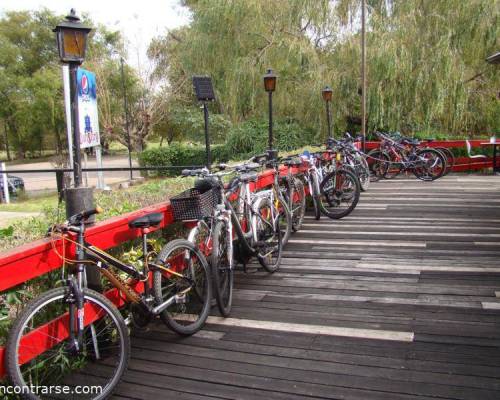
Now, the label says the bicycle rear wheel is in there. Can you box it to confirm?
[319,168,360,219]
[286,176,306,231]
[210,220,233,317]
[413,149,446,181]
[356,154,371,191]
[154,239,211,335]
[366,150,388,182]
[6,287,129,400]
[255,197,283,273]
[435,147,455,175]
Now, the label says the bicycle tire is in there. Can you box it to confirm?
[276,192,293,246]
[366,149,388,182]
[435,146,455,175]
[210,219,233,317]
[255,197,283,273]
[413,148,446,181]
[356,154,371,191]
[319,168,360,219]
[6,287,129,400]
[288,176,306,232]
[310,174,321,220]
[154,239,212,336]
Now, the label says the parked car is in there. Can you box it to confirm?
[0,175,25,199]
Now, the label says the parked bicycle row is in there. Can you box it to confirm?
[366,131,454,181]
[3,139,371,399]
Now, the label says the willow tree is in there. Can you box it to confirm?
[150,0,499,138]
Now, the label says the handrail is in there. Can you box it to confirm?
[0,140,494,375]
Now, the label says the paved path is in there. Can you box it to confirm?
[6,155,138,192]
[109,174,500,399]
[0,211,41,228]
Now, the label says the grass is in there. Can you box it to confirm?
[0,176,194,253]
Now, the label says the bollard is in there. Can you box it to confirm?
[65,186,102,292]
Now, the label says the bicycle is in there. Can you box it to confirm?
[330,134,370,191]
[6,207,211,400]
[375,132,446,181]
[177,162,284,315]
[254,154,293,245]
[299,147,360,220]
[280,156,306,232]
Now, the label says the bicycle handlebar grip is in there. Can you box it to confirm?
[81,206,102,219]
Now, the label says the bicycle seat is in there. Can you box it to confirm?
[402,138,420,146]
[128,213,163,229]
[239,172,258,182]
[235,162,260,173]
[283,157,302,167]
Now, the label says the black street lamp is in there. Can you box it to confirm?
[54,9,91,187]
[322,86,333,143]
[263,68,277,161]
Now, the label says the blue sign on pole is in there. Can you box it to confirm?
[77,68,100,148]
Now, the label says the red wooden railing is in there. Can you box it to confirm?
[0,140,493,376]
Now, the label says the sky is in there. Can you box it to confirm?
[0,0,191,70]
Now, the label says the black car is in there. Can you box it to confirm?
[0,175,25,198]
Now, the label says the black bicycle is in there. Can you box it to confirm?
[6,207,211,399]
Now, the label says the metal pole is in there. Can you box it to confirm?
[62,65,74,185]
[203,102,211,169]
[120,57,133,181]
[326,100,332,140]
[268,91,274,158]
[69,63,82,187]
[0,162,9,204]
[361,0,367,152]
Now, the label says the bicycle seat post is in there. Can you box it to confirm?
[141,227,151,270]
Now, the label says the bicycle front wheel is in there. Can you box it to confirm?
[319,168,360,219]
[6,287,129,400]
[154,239,212,336]
[210,219,234,317]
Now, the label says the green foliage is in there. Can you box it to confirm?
[224,118,316,158]
[0,9,130,159]
[138,142,229,175]
[154,106,232,145]
[150,0,499,137]
[0,226,14,238]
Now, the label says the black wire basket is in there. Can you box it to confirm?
[170,187,218,221]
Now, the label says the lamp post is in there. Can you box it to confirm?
[263,69,277,161]
[322,86,333,142]
[120,57,133,181]
[54,9,91,188]
[54,11,101,292]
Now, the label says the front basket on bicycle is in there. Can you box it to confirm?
[170,187,219,221]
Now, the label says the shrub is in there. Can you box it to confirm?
[138,143,229,176]
[224,118,315,159]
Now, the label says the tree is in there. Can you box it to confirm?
[148,0,499,137]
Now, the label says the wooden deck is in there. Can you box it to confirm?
[114,174,500,400]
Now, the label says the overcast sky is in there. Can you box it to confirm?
[0,0,190,69]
